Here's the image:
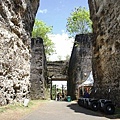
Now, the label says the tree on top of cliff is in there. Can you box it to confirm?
[66,7,92,37]
[32,19,55,60]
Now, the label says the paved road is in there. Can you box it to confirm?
[20,101,116,120]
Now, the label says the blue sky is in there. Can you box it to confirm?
[36,0,89,34]
[35,0,89,61]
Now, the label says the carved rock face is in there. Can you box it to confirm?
[30,38,47,100]
[68,34,93,100]
[88,0,120,107]
[0,0,39,105]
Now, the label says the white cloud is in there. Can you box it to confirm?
[48,33,74,61]
[38,9,47,14]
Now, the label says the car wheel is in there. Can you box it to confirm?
[90,101,98,111]
[103,103,115,115]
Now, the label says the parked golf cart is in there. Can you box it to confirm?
[78,98,115,115]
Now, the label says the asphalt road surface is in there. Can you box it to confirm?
[20,101,117,120]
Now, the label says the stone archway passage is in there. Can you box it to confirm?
[50,79,67,100]
[47,61,68,100]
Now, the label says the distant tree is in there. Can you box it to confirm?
[57,55,70,61]
[66,7,92,37]
[32,19,55,59]
[65,54,70,61]
[57,55,62,61]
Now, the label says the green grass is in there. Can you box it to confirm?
[0,100,48,113]
[0,107,6,113]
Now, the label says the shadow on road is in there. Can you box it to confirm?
[67,102,120,120]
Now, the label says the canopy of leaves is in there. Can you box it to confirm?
[32,20,55,59]
[66,7,92,37]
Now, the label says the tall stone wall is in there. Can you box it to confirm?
[67,34,93,100]
[30,38,47,100]
[88,0,120,106]
[0,0,39,105]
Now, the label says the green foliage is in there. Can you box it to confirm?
[65,54,70,61]
[57,55,62,61]
[66,7,92,37]
[52,85,56,100]
[32,19,55,59]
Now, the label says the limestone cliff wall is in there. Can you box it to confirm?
[0,0,39,105]
[68,34,93,100]
[88,0,120,106]
[30,38,47,99]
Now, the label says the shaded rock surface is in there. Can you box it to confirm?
[0,0,39,105]
[30,38,47,99]
[47,61,68,80]
[88,0,120,106]
[67,34,93,100]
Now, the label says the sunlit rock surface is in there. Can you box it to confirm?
[68,34,93,100]
[0,0,39,105]
[88,0,120,106]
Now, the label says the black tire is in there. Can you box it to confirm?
[103,103,115,115]
[80,99,84,107]
[90,101,98,111]
[78,100,80,106]
[78,99,83,106]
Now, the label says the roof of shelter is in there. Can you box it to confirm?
[79,71,94,87]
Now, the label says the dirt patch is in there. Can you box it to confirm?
[0,100,48,120]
